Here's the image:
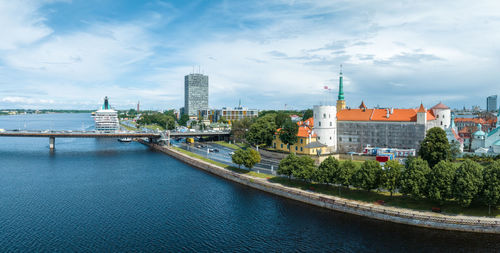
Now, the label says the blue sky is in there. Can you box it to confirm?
[0,0,499,110]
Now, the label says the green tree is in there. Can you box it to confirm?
[400,157,431,199]
[246,114,277,146]
[231,149,246,169]
[243,149,261,169]
[165,115,176,130]
[453,159,483,207]
[128,109,137,116]
[337,160,356,188]
[381,160,403,197]
[427,160,455,204]
[352,160,382,191]
[278,153,298,179]
[419,127,451,167]
[450,141,461,160]
[218,116,228,124]
[317,156,339,185]
[279,119,299,149]
[302,109,313,121]
[482,161,500,214]
[275,111,289,128]
[178,114,190,127]
[231,118,253,142]
[293,156,317,181]
[163,109,176,119]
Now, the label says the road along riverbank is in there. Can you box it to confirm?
[140,141,500,234]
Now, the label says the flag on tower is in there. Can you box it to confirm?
[324,86,329,90]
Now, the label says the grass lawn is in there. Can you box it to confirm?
[339,159,365,165]
[171,146,271,179]
[120,123,138,131]
[268,177,500,217]
[143,124,164,131]
[214,141,249,150]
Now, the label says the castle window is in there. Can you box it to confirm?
[300,139,303,144]
[437,115,439,118]
[339,137,342,141]
[281,144,283,148]
[295,146,298,151]
[330,122,332,126]
[330,136,332,140]
[323,113,326,118]
[300,147,303,151]
[329,114,331,118]
[319,122,321,126]
[441,122,443,126]
[274,143,276,148]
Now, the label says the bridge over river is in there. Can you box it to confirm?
[0,130,231,150]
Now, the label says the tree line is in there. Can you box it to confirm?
[276,127,500,213]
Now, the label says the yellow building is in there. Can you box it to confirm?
[271,118,329,155]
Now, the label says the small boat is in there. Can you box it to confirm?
[118,138,132,142]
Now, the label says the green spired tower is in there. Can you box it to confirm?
[336,65,346,112]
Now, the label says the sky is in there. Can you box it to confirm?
[0,0,499,110]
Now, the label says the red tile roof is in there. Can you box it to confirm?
[337,108,435,122]
[431,102,450,110]
[276,117,316,138]
[455,118,486,124]
[417,103,426,113]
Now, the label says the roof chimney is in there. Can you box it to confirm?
[390,108,394,114]
[386,108,390,118]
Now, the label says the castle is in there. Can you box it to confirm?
[313,67,464,154]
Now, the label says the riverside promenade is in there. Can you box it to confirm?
[141,141,500,234]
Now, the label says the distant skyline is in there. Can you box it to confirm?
[0,0,499,110]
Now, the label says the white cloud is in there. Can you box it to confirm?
[1,0,500,109]
[5,23,155,82]
[0,0,54,50]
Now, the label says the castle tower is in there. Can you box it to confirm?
[336,65,346,113]
[431,102,451,129]
[313,105,337,151]
[416,103,427,125]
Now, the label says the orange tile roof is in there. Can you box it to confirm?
[298,126,316,137]
[454,118,486,124]
[451,128,463,143]
[431,102,450,110]
[337,108,435,122]
[417,103,426,113]
[275,117,316,138]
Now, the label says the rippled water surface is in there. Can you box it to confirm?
[0,113,499,252]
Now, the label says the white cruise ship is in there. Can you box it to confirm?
[94,96,119,132]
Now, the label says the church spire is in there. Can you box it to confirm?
[336,64,346,112]
[338,64,344,101]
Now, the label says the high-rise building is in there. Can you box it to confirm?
[487,95,497,112]
[184,73,209,116]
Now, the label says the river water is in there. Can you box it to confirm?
[0,113,499,252]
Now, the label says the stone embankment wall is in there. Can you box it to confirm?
[141,141,500,234]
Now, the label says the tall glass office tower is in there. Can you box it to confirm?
[184,73,209,116]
